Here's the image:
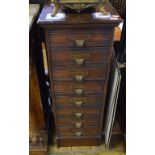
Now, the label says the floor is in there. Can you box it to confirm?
[49,133,125,155]
[49,142,125,155]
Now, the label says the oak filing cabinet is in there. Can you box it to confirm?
[38,1,122,147]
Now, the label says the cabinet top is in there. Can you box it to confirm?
[37,1,123,28]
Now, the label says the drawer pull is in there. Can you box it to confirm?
[75,58,84,65]
[74,75,84,82]
[74,113,83,118]
[75,88,83,95]
[75,123,82,128]
[70,72,88,82]
[75,40,85,47]
[75,132,82,137]
[70,54,90,65]
[70,97,87,104]
[74,101,83,107]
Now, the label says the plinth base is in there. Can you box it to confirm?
[56,136,102,147]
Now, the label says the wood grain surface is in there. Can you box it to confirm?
[38,1,122,147]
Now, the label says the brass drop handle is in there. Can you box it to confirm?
[75,123,82,128]
[70,54,89,65]
[70,72,88,82]
[74,75,84,82]
[75,132,82,137]
[74,101,83,107]
[75,58,85,65]
[75,40,85,47]
[74,113,83,118]
[75,88,83,95]
[70,97,87,105]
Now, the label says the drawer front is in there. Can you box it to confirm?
[50,42,109,48]
[58,126,99,137]
[48,28,111,48]
[52,66,107,82]
[51,50,109,65]
[48,31,111,48]
[54,95,103,107]
[57,116,99,127]
[53,82,104,95]
[49,33,109,42]
[47,29,111,144]
[56,107,100,116]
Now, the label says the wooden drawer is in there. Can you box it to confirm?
[51,50,109,65]
[58,126,99,137]
[48,30,111,48]
[53,82,104,95]
[55,95,103,107]
[57,116,99,127]
[49,33,110,43]
[50,42,109,48]
[55,106,100,116]
[52,66,107,82]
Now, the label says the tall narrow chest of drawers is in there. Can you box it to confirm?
[38,1,122,147]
